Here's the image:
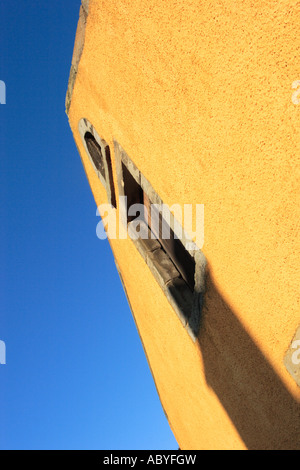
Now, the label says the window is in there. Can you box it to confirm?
[114,140,206,340]
[84,132,106,179]
[78,118,116,208]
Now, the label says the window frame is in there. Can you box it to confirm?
[78,118,116,208]
[114,140,206,341]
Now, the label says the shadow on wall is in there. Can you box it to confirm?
[198,269,300,450]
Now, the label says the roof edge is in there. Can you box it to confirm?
[65,1,89,116]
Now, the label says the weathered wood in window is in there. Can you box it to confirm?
[143,192,195,291]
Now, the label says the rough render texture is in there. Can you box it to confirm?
[66,0,300,449]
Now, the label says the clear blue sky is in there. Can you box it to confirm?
[0,0,177,450]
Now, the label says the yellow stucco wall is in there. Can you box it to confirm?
[67,0,300,449]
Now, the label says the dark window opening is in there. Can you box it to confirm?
[84,132,106,179]
[122,162,143,221]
